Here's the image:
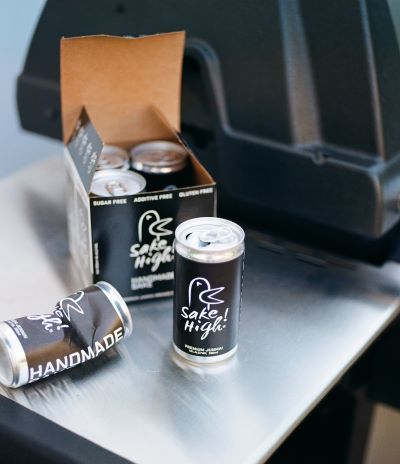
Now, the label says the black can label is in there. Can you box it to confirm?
[5,285,125,384]
[173,253,244,359]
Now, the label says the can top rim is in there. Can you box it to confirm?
[175,217,245,254]
[95,281,133,337]
[0,330,15,386]
[98,145,129,169]
[102,145,129,157]
[130,140,188,174]
[0,322,28,388]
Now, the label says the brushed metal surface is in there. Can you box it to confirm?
[1,157,400,463]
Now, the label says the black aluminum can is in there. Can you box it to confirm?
[130,140,189,191]
[0,282,132,388]
[173,217,245,363]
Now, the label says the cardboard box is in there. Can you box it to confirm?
[61,32,216,300]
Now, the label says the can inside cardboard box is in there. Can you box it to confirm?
[61,32,216,300]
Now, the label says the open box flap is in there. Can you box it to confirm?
[66,105,214,194]
[60,32,185,145]
[66,107,103,193]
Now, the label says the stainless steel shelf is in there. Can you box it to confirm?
[0,157,399,463]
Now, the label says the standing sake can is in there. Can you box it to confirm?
[173,217,245,363]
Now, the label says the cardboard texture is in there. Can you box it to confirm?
[61,32,185,145]
[61,32,216,300]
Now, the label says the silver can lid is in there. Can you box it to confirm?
[97,145,130,171]
[0,322,29,388]
[130,141,188,174]
[175,217,245,263]
[91,170,146,197]
[95,281,133,337]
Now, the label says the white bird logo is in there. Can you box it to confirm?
[58,291,85,321]
[188,277,225,309]
[138,210,173,242]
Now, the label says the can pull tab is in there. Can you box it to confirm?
[106,180,127,196]
[198,227,233,247]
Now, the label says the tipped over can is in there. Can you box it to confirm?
[0,282,132,388]
[173,217,245,363]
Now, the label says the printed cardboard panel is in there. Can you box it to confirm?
[64,154,93,287]
[90,184,216,300]
[60,32,185,145]
[66,108,103,193]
